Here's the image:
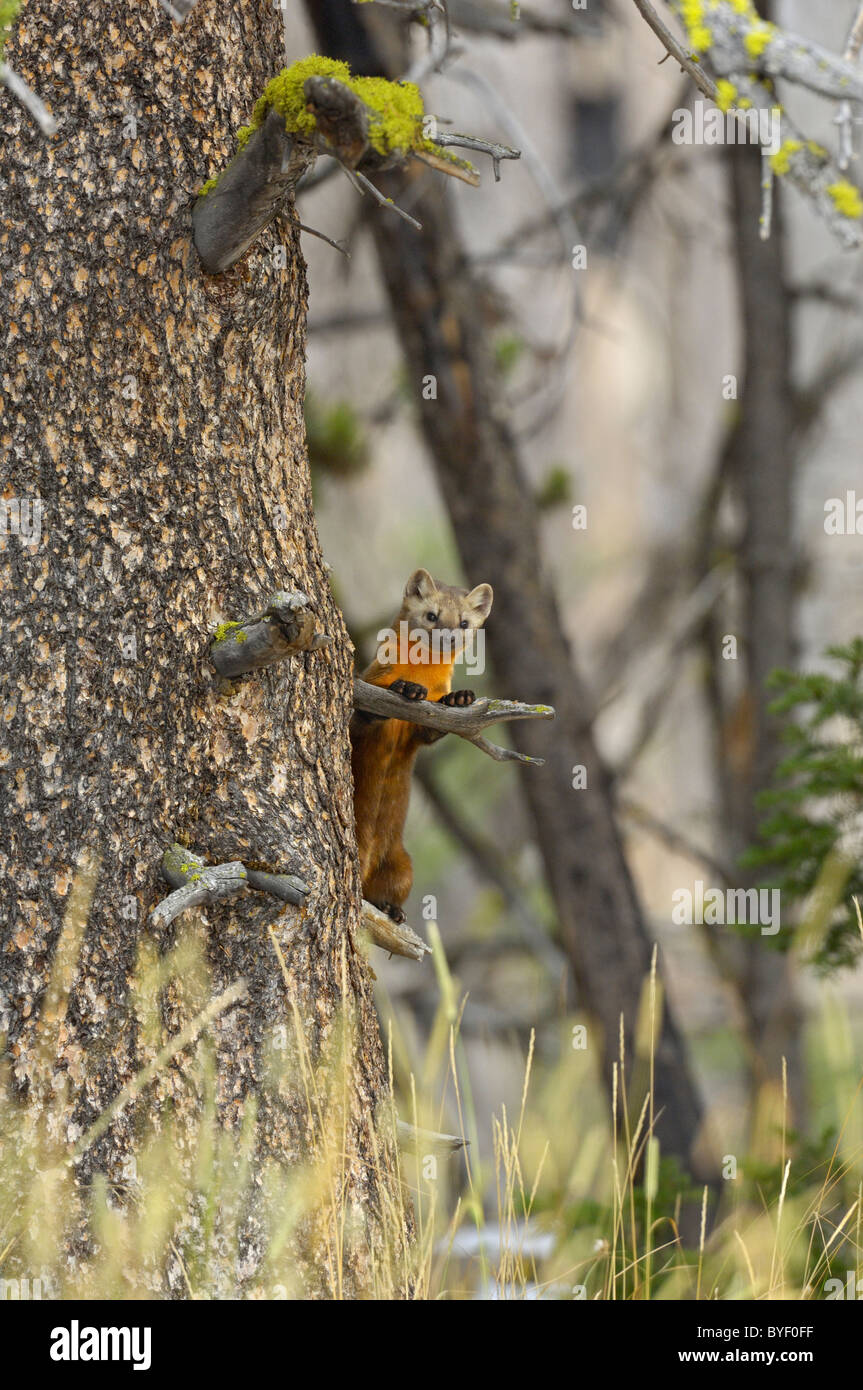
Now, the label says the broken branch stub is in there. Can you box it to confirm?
[210,590,330,679]
[150,843,312,930]
[193,109,312,274]
[192,60,521,273]
[361,899,431,961]
[150,845,248,929]
[396,1120,468,1154]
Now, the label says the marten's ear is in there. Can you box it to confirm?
[405,568,436,600]
[465,583,493,620]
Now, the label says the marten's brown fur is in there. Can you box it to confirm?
[350,569,493,922]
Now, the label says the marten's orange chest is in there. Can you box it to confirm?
[380,659,455,702]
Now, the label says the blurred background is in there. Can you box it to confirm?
[288,0,863,1293]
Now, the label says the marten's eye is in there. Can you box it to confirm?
[425,611,438,623]
[459,619,469,629]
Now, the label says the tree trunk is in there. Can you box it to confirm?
[0,0,405,1295]
[722,135,806,1128]
[305,1,710,1179]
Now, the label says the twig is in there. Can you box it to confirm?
[210,590,330,679]
[353,678,554,765]
[836,2,863,170]
[298,221,350,257]
[245,869,311,907]
[413,149,480,187]
[630,0,718,101]
[361,900,431,960]
[619,797,734,886]
[426,130,520,182]
[396,1119,467,1153]
[675,0,863,103]
[343,165,423,230]
[634,0,863,248]
[405,1,452,84]
[150,847,249,929]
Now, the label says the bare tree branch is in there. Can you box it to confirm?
[633,0,863,248]
[353,678,554,764]
[836,2,863,170]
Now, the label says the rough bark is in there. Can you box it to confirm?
[305,2,710,1177]
[0,0,405,1294]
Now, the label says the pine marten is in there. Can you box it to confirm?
[350,569,494,923]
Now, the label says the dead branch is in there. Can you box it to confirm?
[633,0,863,249]
[193,110,312,274]
[361,900,431,960]
[396,1120,467,1153]
[193,66,519,273]
[353,678,554,765]
[150,844,311,929]
[210,591,330,679]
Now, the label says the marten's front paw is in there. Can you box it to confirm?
[390,678,427,702]
[439,689,476,707]
[374,900,407,924]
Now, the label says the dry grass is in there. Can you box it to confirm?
[1,868,861,1300]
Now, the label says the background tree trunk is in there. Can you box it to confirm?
[0,0,404,1294]
[719,134,806,1128]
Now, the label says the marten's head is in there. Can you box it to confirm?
[398,569,493,637]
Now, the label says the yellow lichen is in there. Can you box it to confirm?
[770,138,802,175]
[827,180,863,219]
[744,24,774,59]
[715,80,737,112]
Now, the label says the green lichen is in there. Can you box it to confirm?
[198,175,219,198]
[769,138,802,175]
[213,621,242,643]
[237,55,427,159]
[827,180,863,220]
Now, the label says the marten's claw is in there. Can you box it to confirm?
[374,900,407,924]
[440,689,476,707]
[390,678,427,702]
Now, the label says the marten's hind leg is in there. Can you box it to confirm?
[364,844,413,924]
